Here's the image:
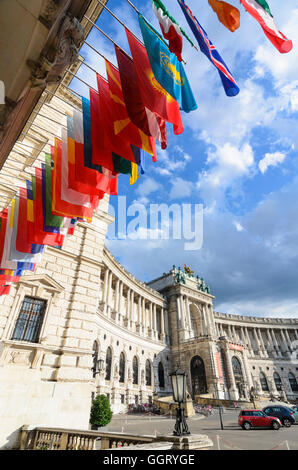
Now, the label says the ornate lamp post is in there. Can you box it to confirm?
[169,367,190,436]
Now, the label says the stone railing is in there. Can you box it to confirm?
[19,426,213,451]
[20,426,155,450]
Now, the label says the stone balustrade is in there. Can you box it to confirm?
[19,425,213,451]
[20,426,156,450]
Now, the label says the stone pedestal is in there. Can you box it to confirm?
[159,434,214,450]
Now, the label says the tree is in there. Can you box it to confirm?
[90,394,113,428]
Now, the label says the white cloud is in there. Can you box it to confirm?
[234,221,244,232]
[197,142,255,205]
[258,152,286,174]
[135,177,161,198]
[169,177,193,200]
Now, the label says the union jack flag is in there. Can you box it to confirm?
[177,0,239,97]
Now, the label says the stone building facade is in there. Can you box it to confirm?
[0,206,298,449]
[0,5,297,446]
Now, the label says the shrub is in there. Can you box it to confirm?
[90,394,113,428]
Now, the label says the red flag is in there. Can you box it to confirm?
[73,108,118,196]
[0,285,11,295]
[115,45,167,149]
[105,59,157,161]
[51,138,98,221]
[125,28,183,136]
[27,167,65,246]
[95,74,140,163]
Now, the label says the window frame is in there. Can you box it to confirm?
[10,296,48,344]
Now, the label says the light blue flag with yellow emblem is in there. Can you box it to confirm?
[138,14,197,113]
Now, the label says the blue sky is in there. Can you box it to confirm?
[72,0,298,317]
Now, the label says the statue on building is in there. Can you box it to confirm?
[184,264,194,276]
[174,267,186,285]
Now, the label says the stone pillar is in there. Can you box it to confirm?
[179,295,186,330]
[223,346,238,400]
[271,329,282,356]
[257,329,267,357]
[103,268,109,314]
[160,307,165,342]
[130,291,135,329]
[285,329,292,351]
[114,278,120,314]
[244,327,253,355]
[142,298,146,336]
[106,271,113,318]
[185,297,192,336]
[149,302,153,338]
[279,329,289,354]
[153,304,157,340]
[118,282,123,322]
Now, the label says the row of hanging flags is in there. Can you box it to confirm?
[0,0,292,295]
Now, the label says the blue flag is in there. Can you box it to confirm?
[138,14,197,113]
[177,0,239,97]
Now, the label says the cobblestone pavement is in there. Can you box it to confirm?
[102,409,298,450]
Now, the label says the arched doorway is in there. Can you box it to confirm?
[190,356,207,397]
[158,361,165,388]
[231,356,245,398]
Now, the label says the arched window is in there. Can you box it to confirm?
[190,355,207,396]
[260,372,269,391]
[105,347,112,381]
[146,359,152,386]
[133,356,138,385]
[119,352,125,383]
[158,361,165,388]
[273,372,282,391]
[289,372,298,392]
[92,341,98,378]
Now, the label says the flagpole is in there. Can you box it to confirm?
[95,0,142,45]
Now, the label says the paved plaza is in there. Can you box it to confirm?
[103,409,298,451]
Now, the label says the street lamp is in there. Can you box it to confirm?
[169,367,190,436]
[214,380,224,430]
[93,358,105,376]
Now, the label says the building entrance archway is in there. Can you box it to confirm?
[190,355,207,398]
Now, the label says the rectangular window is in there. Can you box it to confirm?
[11,296,47,343]
[121,394,125,404]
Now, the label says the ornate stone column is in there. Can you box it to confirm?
[153,304,157,340]
[160,307,165,342]
[271,329,282,357]
[223,345,238,400]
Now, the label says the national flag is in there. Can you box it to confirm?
[16,188,44,254]
[74,103,118,196]
[60,127,100,212]
[138,14,197,113]
[0,205,35,271]
[177,0,240,97]
[153,0,183,62]
[27,169,65,246]
[208,0,240,32]
[105,59,157,161]
[51,137,97,221]
[95,75,143,165]
[130,162,139,185]
[125,27,184,135]
[66,115,105,198]
[239,0,292,53]
[115,45,167,149]
[0,268,23,284]
[0,285,11,295]
[10,197,44,263]
[42,155,65,233]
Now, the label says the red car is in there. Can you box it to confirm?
[238,409,281,430]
